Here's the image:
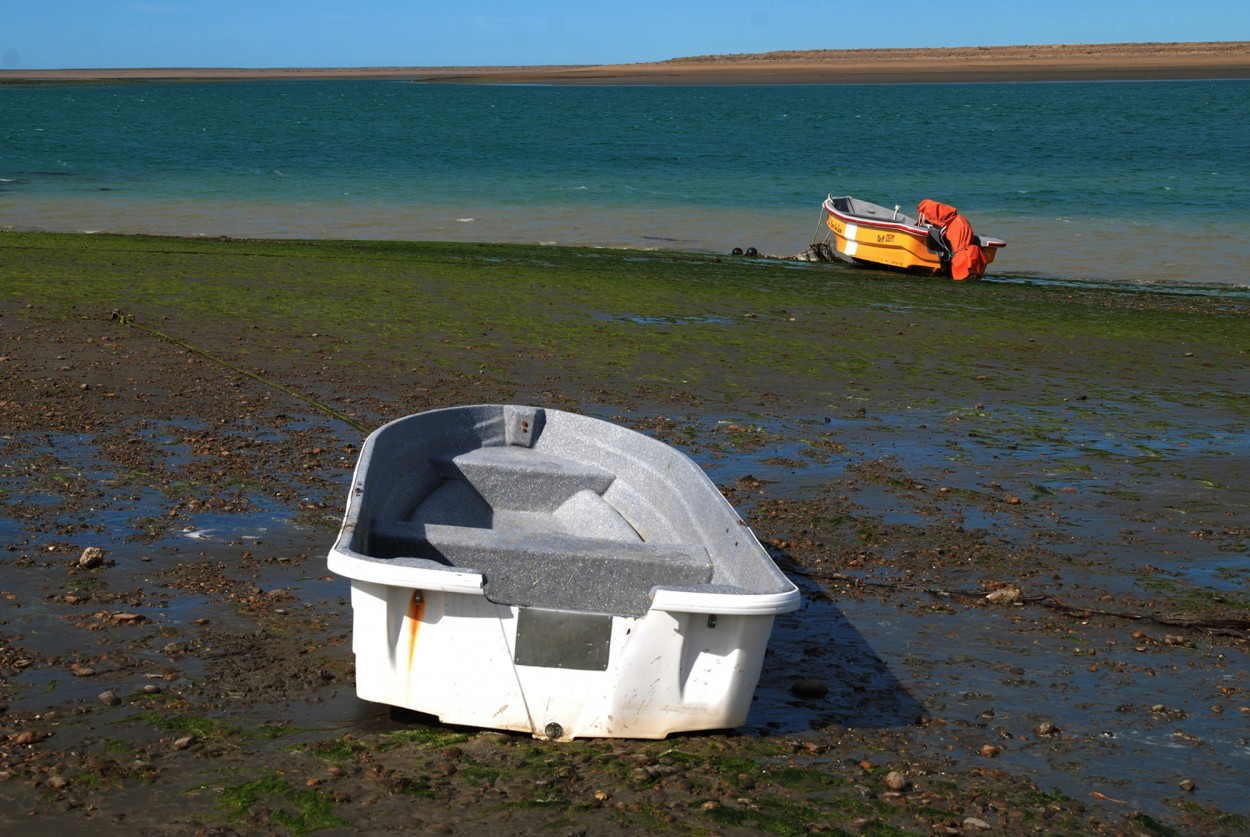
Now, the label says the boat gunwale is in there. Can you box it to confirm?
[822,195,1006,249]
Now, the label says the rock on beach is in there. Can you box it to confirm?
[77,546,105,569]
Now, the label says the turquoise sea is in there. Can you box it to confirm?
[3,78,1248,286]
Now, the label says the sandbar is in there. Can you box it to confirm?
[3,41,1249,85]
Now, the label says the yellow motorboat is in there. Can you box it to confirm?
[811,195,1005,280]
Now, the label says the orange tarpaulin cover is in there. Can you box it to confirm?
[917,199,986,280]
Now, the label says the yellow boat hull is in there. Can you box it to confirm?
[820,196,1002,278]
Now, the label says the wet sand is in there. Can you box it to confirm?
[3,41,1249,85]
[2,234,1249,834]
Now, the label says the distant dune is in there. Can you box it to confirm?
[4,41,1248,84]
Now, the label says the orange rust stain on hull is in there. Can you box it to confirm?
[406,591,424,671]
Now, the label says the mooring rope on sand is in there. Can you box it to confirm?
[110,309,370,433]
[783,562,1250,641]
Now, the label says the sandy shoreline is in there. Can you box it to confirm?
[4,41,1249,84]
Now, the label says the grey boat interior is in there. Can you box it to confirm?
[339,405,795,618]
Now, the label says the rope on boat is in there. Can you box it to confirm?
[109,309,371,434]
[783,562,1250,641]
[783,207,840,261]
[811,207,830,248]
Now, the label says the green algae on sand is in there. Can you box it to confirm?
[3,231,1248,417]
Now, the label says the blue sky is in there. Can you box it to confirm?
[5,1,1248,70]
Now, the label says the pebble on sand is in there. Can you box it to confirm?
[884,770,909,791]
[78,546,105,569]
[985,585,1021,605]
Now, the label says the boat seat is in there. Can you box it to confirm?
[433,446,616,513]
[366,519,712,616]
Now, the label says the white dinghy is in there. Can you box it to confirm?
[328,404,800,740]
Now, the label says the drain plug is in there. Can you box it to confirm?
[544,722,564,740]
